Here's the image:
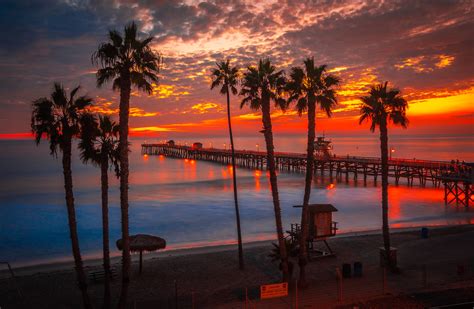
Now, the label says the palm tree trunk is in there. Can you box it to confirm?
[101,153,111,309]
[261,96,289,282]
[226,88,244,270]
[62,138,92,309]
[298,99,316,288]
[118,71,131,309]
[380,118,391,267]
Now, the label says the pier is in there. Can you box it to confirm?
[141,143,473,207]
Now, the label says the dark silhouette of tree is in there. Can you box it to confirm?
[240,59,290,281]
[286,58,339,287]
[210,59,244,270]
[31,83,93,308]
[359,81,408,270]
[79,114,120,308]
[92,21,162,307]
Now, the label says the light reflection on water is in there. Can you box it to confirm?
[0,136,473,267]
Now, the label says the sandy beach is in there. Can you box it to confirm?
[2,224,474,308]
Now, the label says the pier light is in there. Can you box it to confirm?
[390,147,395,159]
[223,143,226,150]
[327,183,335,190]
[256,144,259,152]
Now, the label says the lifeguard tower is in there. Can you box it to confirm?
[314,136,333,160]
[290,204,338,258]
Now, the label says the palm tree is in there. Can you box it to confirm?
[79,114,120,308]
[359,81,408,270]
[286,58,339,287]
[210,59,244,270]
[92,21,162,307]
[31,83,93,308]
[240,59,290,281]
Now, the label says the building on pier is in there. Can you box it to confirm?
[192,142,203,150]
[314,136,333,159]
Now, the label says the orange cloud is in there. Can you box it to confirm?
[337,68,378,98]
[328,66,349,73]
[394,54,455,73]
[88,98,159,117]
[130,108,160,117]
[190,102,224,114]
[435,54,455,68]
[150,83,191,99]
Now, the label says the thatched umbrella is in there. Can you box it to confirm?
[116,234,166,274]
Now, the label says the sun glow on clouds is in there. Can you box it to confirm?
[435,55,455,68]
[2,1,473,139]
[130,126,172,133]
[157,31,250,56]
[328,66,349,73]
[191,103,223,114]
[337,68,378,98]
[88,99,159,117]
[149,83,191,99]
[395,54,455,73]
[408,87,474,116]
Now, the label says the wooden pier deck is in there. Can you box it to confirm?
[141,143,473,207]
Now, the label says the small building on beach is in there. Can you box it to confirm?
[291,203,338,257]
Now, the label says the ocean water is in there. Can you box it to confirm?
[0,135,473,267]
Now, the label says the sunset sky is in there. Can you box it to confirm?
[0,0,473,139]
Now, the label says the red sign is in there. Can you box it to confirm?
[260,282,288,299]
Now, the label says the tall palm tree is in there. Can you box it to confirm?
[31,83,93,308]
[359,81,408,270]
[210,59,244,270]
[79,114,120,309]
[92,21,162,307]
[286,58,339,287]
[240,59,290,281]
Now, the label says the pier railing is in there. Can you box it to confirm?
[142,143,472,206]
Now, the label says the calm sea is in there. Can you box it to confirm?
[0,135,473,267]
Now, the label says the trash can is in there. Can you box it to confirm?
[421,227,429,239]
[342,263,351,278]
[353,262,363,277]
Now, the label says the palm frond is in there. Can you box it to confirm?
[32,84,92,156]
[92,21,161,96]
[359,81,409,132]
[130,71,153,94]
